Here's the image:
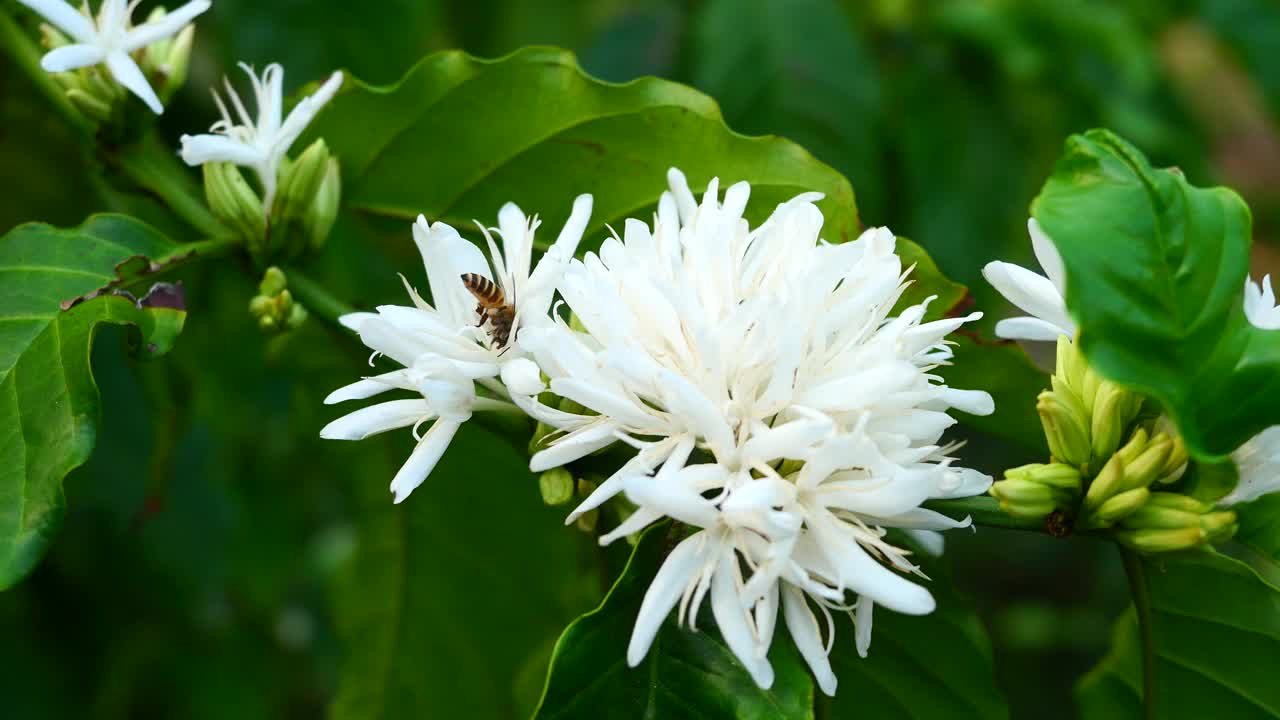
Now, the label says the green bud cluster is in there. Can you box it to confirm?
[205,139,342,267]
[1114,493,1237,552]
[248,267,308,333]
[1079,427,1188,529]
[40,8,194,125]
[990,463,1081,518]
[1038,337,1144,473]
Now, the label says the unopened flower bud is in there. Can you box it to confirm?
[1006,463,1082,494]
[1084,454,1125,513]
[272,139,334,260]
[1144,492,1213,514]
[259,267,288,296]
[990,478,1061,519]
[539,468,575,506]
[304,157,341,252]
[1090,380,1138,464]
[1092,487,1149,526]
[1157,436,1188,484]
[1120,504,1202,531]
[1116,526,1205,554]
[575,508,599,533]
[1115,427,1149,466]
[249,268,307,333]
[66,88,114,123]
[204,162,266,253]
[1122,434,1173,491]
[1200,511,1238,543]
[138,9,194,102]
[1038,386,1091,468]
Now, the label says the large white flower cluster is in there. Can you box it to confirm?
[323,169,995,694]
[983,220,1280,507]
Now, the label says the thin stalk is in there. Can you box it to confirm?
[922,496,1051,533]
[0,7,93,135]
[284,267,355,330]
[1120,547,1157,720]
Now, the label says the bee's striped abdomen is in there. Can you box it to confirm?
[460,273,506,308]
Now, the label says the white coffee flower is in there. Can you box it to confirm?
[17,0,211,114]
[321,196,592,503]
[520,169,993,691]
[180,63,344,213]
[986,223,1280,506]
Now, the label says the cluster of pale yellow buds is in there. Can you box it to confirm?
[248,267,307,333]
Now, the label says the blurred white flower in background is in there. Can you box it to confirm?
[17,0,212,113]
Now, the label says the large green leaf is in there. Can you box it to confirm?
[0,215,187,588]
[1077,550,1280,719]
[688,0,883,217]
[534,525,815,720]
[329,424,594,720]
[306,46,860,252]
[1031,129,1279,460]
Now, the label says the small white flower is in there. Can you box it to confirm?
[321,196,592,503]
[981,219,1075,341]
[521,168,992,691]
[180,63,344,213]
[17,0,211,114]
[986,223,1280,507]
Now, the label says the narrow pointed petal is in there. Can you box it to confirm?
[1027,218,1067,293]
[389,418,461,503]
[324,370,415,404]
[627,533,709,666]
[811,513,935,615]
[854,596,874,658]
[275,70,344,158]
[529,422,618,471]
[904,529,945,557]
[106,50,163,114]
[711,552,774,689]
[179,133,265,167]
[39,43,105,72]
[993,316,1071,342]
[939,388,994,416]
[598,507,662,545]
[123,0,211,51]
[981,261,1074,338]
[17,0,95,42]
[622,472,721,530]
[782,585,837,696]
[320,399,431,440]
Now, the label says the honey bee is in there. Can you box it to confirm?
[460,273,516,349]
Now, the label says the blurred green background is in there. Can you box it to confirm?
[3,0,1280,718]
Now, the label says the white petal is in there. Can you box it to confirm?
[854,596,874,658]
[622,471,720,530]
[656,370,734,454]
[389,418,462,503]
[935,467,993,499]
[598,507,663,546]
[274,71,344,160]
[712,551,774,689]
[993,316,1071,342]
[529,422,619,471]
[550,378,654,430]
[982,261,1074,338]
[939,388,994,416]
[17,0,95,42]
[550,193,594,261]
[338,312,377,332]
[810,513,935,615]
[324,370,415,404]
[320,399,431,440]
[782,584,836,696]
[741,414,833,465]
[499,357,545,396]
[565,442,675,523]
[414,218,490,330]
[122,0,211,51]
[179,134,265,168]
[39,43,105,72]
[106,50,163,114]
[627,533,709,666]
[1027,218,1067,293]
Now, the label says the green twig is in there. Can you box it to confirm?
[284,267,356,330]
[114,136,223,237]
[0,6,93,135]
[922,496,1051,533]
[1120,547,1157,720]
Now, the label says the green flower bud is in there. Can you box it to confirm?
[1084,454,1126,513]
[575,508,599,533]
[990,479,1065,519]
[1144,492,1213,514]
[304,157,342,252]
[65,88,114,123]
[1093,487,1149,526]
[1120,503,1202,530]
[1038,386,1091,468]
[1157,436,1189,484]
[248,270,307,333]
[1115,427,1149,466]
[1090,380,1140,465]
[259,266,288,297]
[1056,335,1087,395]
[1116,526,1206,554]
[1121,434,1172,491]
[1006,463,1083,494]
[539,468,575,506]
[1200,511,1238,543]
[204,162,266,252]
[272,138,332,260]
[1080,366,1103,416]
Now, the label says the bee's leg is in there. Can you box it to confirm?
[474,304,486,327]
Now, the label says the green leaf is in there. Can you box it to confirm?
[533,524,814,720]
[308,46,860,252]
[895,237,967,321]
[1077,551,1280,718]
[1031,128,1278,460]
[825,550,1009,720]
[329,425,595,720]
[0,215,187,588]
[688,0,884,217]
[1235,493,1280,561]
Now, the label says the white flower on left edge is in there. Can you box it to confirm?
[985,222,1280,506]
[180,63,344,212]
[17,0,211,114]
[320,196,592,503]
